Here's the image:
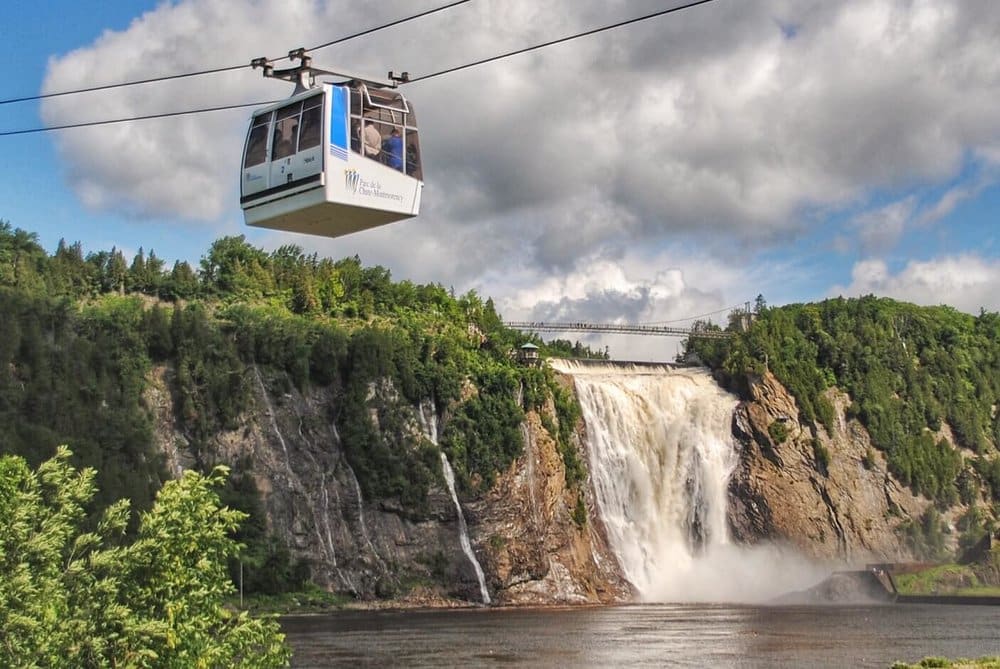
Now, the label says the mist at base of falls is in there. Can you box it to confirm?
[551,360,826,603]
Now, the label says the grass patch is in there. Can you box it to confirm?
[891,657,1000,669]
[231,583,351,615]
[893,563,1000,596]
[954,585,1000,597]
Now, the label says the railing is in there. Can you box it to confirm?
[504,321,734,339]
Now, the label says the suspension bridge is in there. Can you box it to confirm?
[504,321,735,340]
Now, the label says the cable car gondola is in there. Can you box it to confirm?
[240,50,422,239]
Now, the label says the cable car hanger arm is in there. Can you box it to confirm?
[251,48,409,94]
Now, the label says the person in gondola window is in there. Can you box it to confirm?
[383,128,403,171]
[351,121,361,153]
[363,119,381,160]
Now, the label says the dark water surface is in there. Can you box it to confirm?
[282,602,1000,668]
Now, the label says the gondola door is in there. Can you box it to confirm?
[267,94,325,196]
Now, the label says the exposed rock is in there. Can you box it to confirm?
[475,410,631,605]
[145,366,195,478]
[775,570,895,604]
[145,362,628,605]
[145,355,962,607]
[728,371,926,564]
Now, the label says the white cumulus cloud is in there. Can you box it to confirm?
[832,254,1000,313]
[37,0,1000,343]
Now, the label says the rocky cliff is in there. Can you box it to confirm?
[475,408,631,604]
[727,369,929,563]
[145,362,627,605]
[146,357,967,605]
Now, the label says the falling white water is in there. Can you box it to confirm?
[552,360,828,602]
[254,366,360,593]
[520,423,542,529]
[440,453,491,604]
[254,366,296,483]
[551,360,823,602]
[417,401,439,446]
[418,402,491,604]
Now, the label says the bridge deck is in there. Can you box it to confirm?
[505,321,733,339]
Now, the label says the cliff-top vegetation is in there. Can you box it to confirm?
[0,220,603,596]
[687,294,1000,555]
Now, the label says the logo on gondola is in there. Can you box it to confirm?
[344,169,360,194]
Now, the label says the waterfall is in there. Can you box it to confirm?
[551,359,744,602]
[417,401,439,447]
[440,453,491,605]
[253,366,361,593]
[418,402,491,605]
[254,366,296,483]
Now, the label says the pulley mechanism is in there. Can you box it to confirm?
[250,48,402,94]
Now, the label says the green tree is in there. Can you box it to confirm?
[128,246,149,294]
[50,239,93,297]
[200,236,272,298]
[0,221,47,292]
[105,247,128,295]
[0,447,290,668]
[160,260,200,301]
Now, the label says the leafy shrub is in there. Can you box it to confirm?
[768,420,789,445]
[812,439,831,475]
[861,447,877,470]
[0,448,289,667]
[572,495,587,528]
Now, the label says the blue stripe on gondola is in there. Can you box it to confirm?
[329,85,348,163]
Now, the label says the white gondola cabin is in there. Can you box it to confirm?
[240,53,422,238]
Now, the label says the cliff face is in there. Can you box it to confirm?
[474,409,631,604]
[146,358,955,605]
[727,370,927,563]
[145,363,627,604]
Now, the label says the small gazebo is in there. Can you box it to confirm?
[517,343,540,366]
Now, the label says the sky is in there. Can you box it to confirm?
[2,0,999,361]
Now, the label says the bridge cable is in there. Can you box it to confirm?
[639,301,749,326]
[0,0,472,107]
[0,0,720,136]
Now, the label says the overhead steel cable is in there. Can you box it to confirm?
[406,0,719,83]
[0,63,250,107]
[0,0,719,136]
[0,100,281,137]
[306,0,470,52]
[0,0,472,107]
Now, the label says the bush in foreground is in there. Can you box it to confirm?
[0,447,290,667]
[892,658,1000,669]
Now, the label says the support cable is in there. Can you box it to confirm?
[0,0,719,135]
[0,0,472,107]
[0,100,280,137]
[640,301,749,325]
[407,0,717,83]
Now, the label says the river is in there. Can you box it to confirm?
[282,602,1000,667]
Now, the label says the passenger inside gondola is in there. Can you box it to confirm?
[383,128,403,171]
[351,121,361,152]
[340,83,420,177]
[299,108,320,149]
[406,143,419,176]
[362,116,381,159]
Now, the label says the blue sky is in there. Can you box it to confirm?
[2,1,999,359]
[2,0,226,265]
